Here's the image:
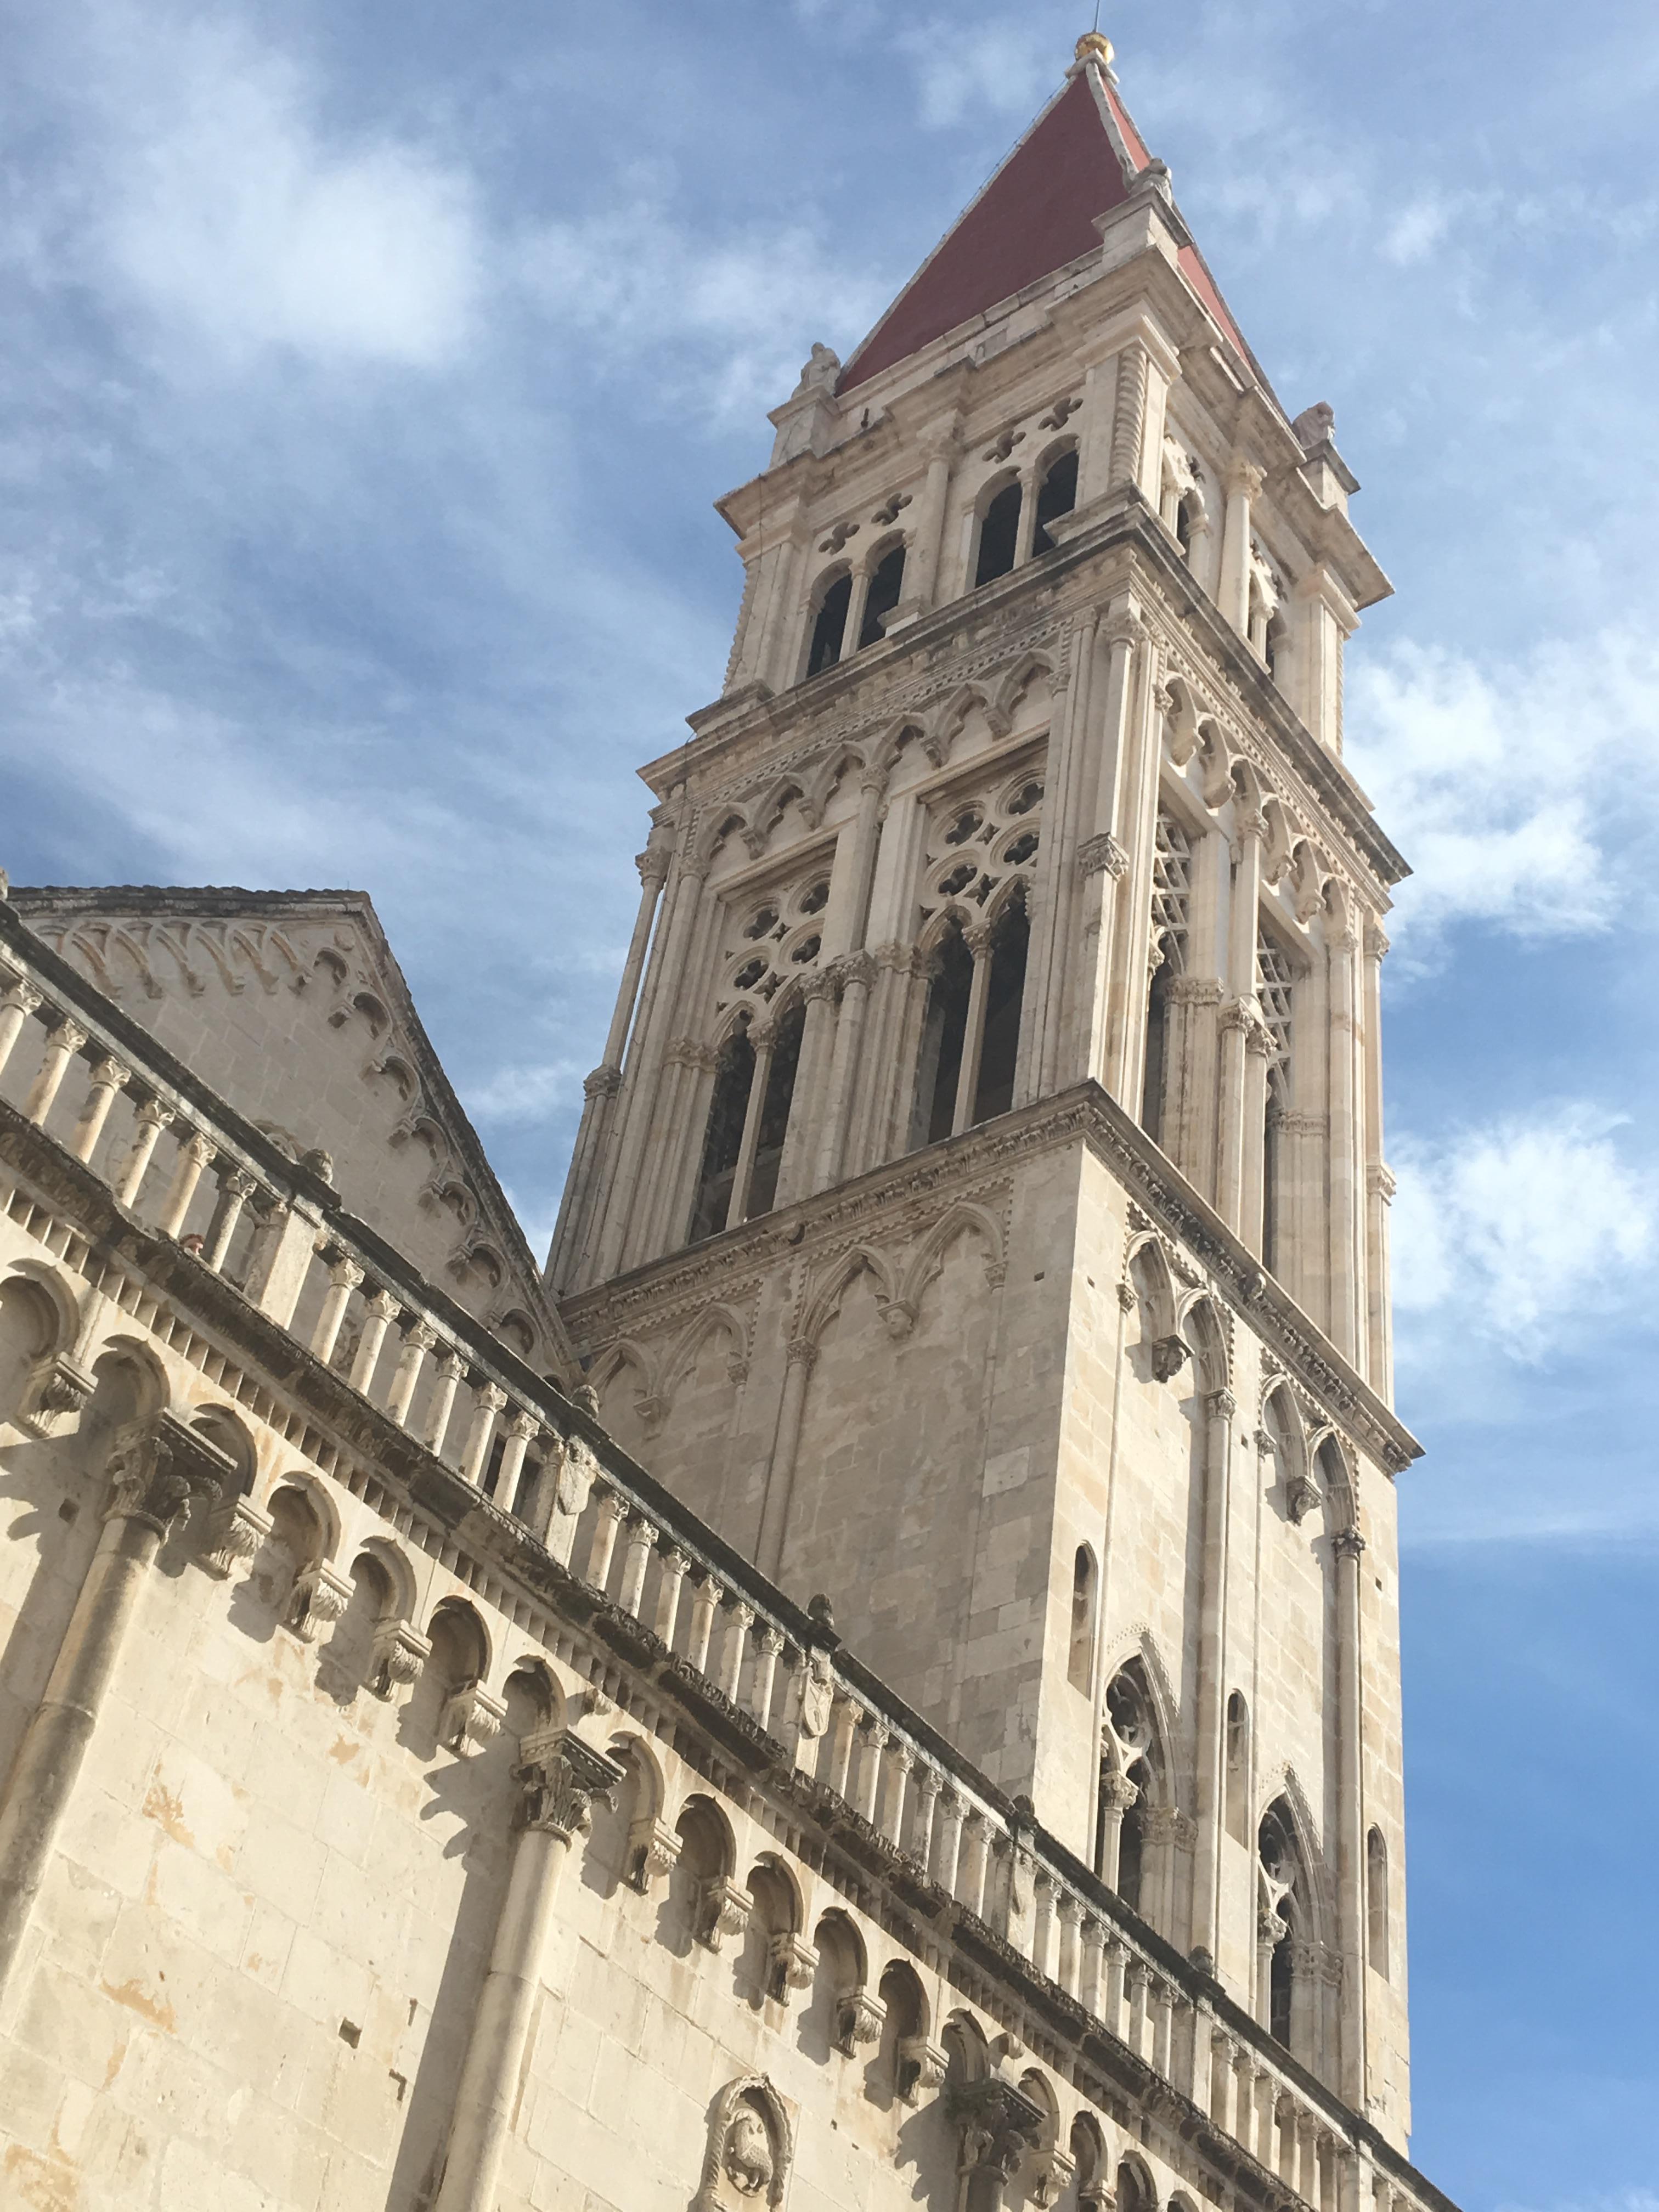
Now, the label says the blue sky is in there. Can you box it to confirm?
[1,0,1655,2196]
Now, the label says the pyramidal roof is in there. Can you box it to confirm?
[838,44,1250,394]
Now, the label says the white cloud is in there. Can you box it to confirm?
[1382,196,1452,266]
[87,8,480,368]
[1346,629,1659,950]
[517,201,888,423]
[462,1061,588,1128]
[1391,1104,1657,1360]
[896,21,1051,131]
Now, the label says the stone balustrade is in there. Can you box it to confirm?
[0,910,1421,2212]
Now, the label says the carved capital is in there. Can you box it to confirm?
[516,1725,625,1842]
[1333,1526,1367,1563]
[1207,1386,1238,1421]
[785,1338,818,1374]
[636,845,673,890]
[1364,921,1391,962]
[1076,831,1129,881]
[947,2077,1045,2184]
[1098,1771,1139,1814]
[799,968,838,1005]
[584,1064,623,1099]
[104,1412,232,1537]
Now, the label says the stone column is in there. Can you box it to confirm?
[1217,797,1266,1229]
[0,975,42,1079]
[204,1168,256,1274]
[422,1350,466,1457]
[1023,616,1089,1098]
[1105,632,1163,1104]
[1109,340,1151,493]
[1362,922,1393,1392]
[432,1728,624,2212]
[22,1017,87,1126]
[115,1097,173,1207]
[385,1322,435,1427]
[459,1384,506,1488]
[592,853,708,1280]
[616,1515,658,1619]
[70,1057,128,1165]
[951,922,995,1135]
[1094,1771,1137,1891]
[348,1289,400,1395]
[890,419,960,620]
[1327,908,1363,1362]
[755,1338,816,1579]
[1190,1386,1236,1963]
[1075,608,1140,1091]
[493,1411,539,1515]
[814,952,877,1190]
[946,2076,1045,2212]
[1334,1525,1368,2106]
[157,1130,216,1240]
[1240,1017,1273,1260]
[309,1256,363,1365]
[1218,458,1264,640]
[775,970,838,1206]
[0,1412,230,1995]
[723,1018,775,1229]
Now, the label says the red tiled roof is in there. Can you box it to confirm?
[838,64,1250,393]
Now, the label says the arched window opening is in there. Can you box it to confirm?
[974,480,1023,586]
[1225,1691,1250,1843]
[0,1277,59,1427]
[857,544,907,648]
[690,1025,757,1243]
[744,997,805,1220]
[915,920,975,1148]
[1117,2159,1155,2212]
[1257,933,1294,1275]
[1142,813,1193,1144]
[806,572,852,678]
[1259,1797,1307,2052]
[1368,1826,1390,1979]
[1068,1546,1096,1694]
[971,889,1029,1124]
[1099,1661,1165,1921]
[1032,449,1079,554]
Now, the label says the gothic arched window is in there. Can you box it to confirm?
[1258,1796,1310,2054]
[971,889,1029,1123]
[806,571,852,678]
[1032,447,1079,554]
[974,479,1023,586]
[690,1024,757,1242]
[1367,1826,1390,1980]
[1142,812,1193,1144]
[1098,1660,1166,1923]
[744,998,805,1219]
[857,543,907,648]
[915,918,975,1148]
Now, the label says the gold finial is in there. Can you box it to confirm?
[1075,29,1115,71]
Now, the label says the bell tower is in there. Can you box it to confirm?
[551,31,1419,2145]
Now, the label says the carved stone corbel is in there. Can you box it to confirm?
[369,1618,431,1701]
[1149,1334,1189,1383]
[198,1493,273,1581]
[1286,1474,1321,1525]
[895,2033,949,2104]
[14,1352,97,1441]
[626,1814,682,1894]
[833,1988,885,2057]
[439,1680,509,1756]
[697,1876,752,1954]
[1029,2147,1077,2210]
[286,1559,353,1644]
[766,1930,817,2001]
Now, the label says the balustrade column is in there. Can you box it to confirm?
[617,1516,658,1617]
[432,1728,624,2212]
[585,1489,628,1593]
[958,1813,992,1920]
[1056,1894,1081,1997]
[1335,1524,1368,2106]
[718,1601,753,1700]
[653,1549,690,1646]
[857,1720,888,1825]
[422,1350,465,1455]
[756,1338,816,1580]
[204,1169,256,1273]
[1126,1962,1150,2057]
[750,1625,783,1725]
[1029,1873,1055,1977]
[951,922,996,1135]
[0,1413,230,1996]
[827,1694,861,1798]
[933,1789,966,1894]
[157,1130,215,1239]
[0,977,42,1079]
[1152,1979,1175,2077]
[1104,1937,1128,2030]
[911,1768,942,1872]
[386,1322,436,1426]
[1208,2032,1234,2137]
[1191,1385,1237,1963]
[310,1256,363,1365]
[348,1290,400,1393]
[459,1384,506,1488]
[115,1098,173,1206]
[70,1057,128,1164]
[1079,1918,1105,2014]
[23,1018,87,1126]
[686,1574,719,1672]
[1231,2052,1258,2159]
[878,1740,912,1846]
[492,1411,538,1512]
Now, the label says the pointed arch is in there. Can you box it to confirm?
[991,649,1056,729]
[1262,795,1296,884]
[1164,674,1203,766]
[659,1301,749,1405]
[1263,1767,1337,1948]
[799,1244,900,1348]
[1291,839,1328,924]
[1126,1233,1181,1343]
[695,807,755,871]
[1,1259,80,1359]
[1194,716,1234,808]
[1178,1291,1231,1395]
[590,1337,655,1411]
[935,681,997,757]
[898,1200,1006,1315]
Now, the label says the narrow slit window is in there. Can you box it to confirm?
[971,891,1029,1124]
[857,545,906,648]
[1032,449,1079,554]
[806,573,852,678]
[689,1026,756,1243]
[915,921,974,1148]
[974,481,1022,586]
[743,998,805,1220]
[1368,1827,1390,1980]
